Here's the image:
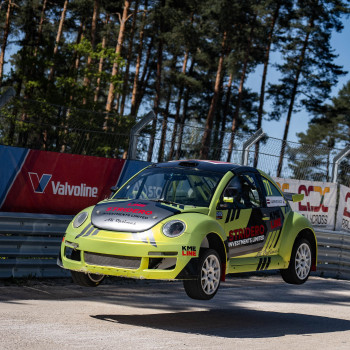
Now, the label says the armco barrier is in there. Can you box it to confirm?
[0,212,350,280]
[0,212,72,278]
[315,229,350,280]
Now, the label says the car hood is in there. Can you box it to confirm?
[91,199,193,233]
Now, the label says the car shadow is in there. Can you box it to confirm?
[90,307,350,339]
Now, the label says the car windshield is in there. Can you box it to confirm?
[114,166,223,207]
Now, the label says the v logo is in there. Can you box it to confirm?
[28,172,52,193]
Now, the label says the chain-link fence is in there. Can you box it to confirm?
[135,114,350,186]
[1,98,349,186]
[0,97,131,158]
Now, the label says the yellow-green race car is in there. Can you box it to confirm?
[58,160,317,300]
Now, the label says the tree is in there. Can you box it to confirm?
[268,0,348,177]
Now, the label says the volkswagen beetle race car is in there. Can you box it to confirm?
[58,160,317,300]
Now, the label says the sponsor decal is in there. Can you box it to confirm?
[182,246,197,256]
[228,225,265,247]
[298,185,330,213]
[51,181,98,198]
[106,206,152,215]
[28,172,98,198]
[274,177,337,229]
[336,185,350,232]
[28,172,52,193]
[266,196,286,207]
[128,202,147,207]
[216,211,223,220]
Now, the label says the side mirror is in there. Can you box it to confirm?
[109,186,119,198]
[110,186,119,193]
[283,192,304,203]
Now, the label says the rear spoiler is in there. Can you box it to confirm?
[283,192,304,203]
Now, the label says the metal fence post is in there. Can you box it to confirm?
[128,110,156,160]
[241,128,266,166]
[331,146,350,183]
[0,86,16,109]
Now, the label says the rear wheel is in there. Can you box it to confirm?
[281,238,312,284]
[71,270,105,287]
[183,249,221,300]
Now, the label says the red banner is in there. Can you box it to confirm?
[1,147,125,215]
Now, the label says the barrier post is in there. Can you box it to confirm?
[241,128,265,166]
[331,146,350,183]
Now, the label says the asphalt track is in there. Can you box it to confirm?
[0,274,350,350]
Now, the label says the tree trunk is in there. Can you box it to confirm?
[130,0,148,117]
[168,49,189,161]
[33,0,48,58]
[200,31,227,160]
[0,0,12,85]
[120,0,139,116]
[157,55,177,162]
[226,22,255,163]
[133,36,154,116]
[94,14,109,103]
[218,73,233,158]
[254,2,280,167]
[105,0,131,114]
[83,0,100,105]
[157,85,172,162]
[175,58,194,160]
[147,34,163,162]
[277,17,314,177]
[49,0,69,81]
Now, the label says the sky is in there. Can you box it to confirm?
[2,14,349,145]
[256,15,350,143]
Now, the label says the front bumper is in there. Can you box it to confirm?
[60,229,197,280]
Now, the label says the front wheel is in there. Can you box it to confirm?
[281,238,312,285]
[183,249,222,300]
[71,270,105,287]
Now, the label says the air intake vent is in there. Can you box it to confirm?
[84,252,141,269]
[178,161,198,167]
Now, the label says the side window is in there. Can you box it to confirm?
[262,178,287,207]
[222,173,262,209]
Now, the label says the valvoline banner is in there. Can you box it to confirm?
[0,145,127,215]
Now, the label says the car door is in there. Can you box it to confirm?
[258,175,290,257]
[219,171,269,259]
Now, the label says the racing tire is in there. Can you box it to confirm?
[71,270,105,287]
[183,249,222,300]
[281,238,312,285]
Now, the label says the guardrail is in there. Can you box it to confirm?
[315,229,350,280]
[0,212,72,278]
[0,212,349,280]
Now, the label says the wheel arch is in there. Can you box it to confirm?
[201,232,228,281]
[295,228,317,271]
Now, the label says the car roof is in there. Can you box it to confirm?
[153,160,259,175]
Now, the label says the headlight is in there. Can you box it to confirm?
[73,211,88,228]
[162,220,186,238]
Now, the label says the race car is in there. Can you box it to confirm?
[58,160,317,300]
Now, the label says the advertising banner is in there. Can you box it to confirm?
[273,177,337,230]
[0,145,126,215]
[336,184,350,233]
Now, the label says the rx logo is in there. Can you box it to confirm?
[298,185,330,213]
[28,172,52,193]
